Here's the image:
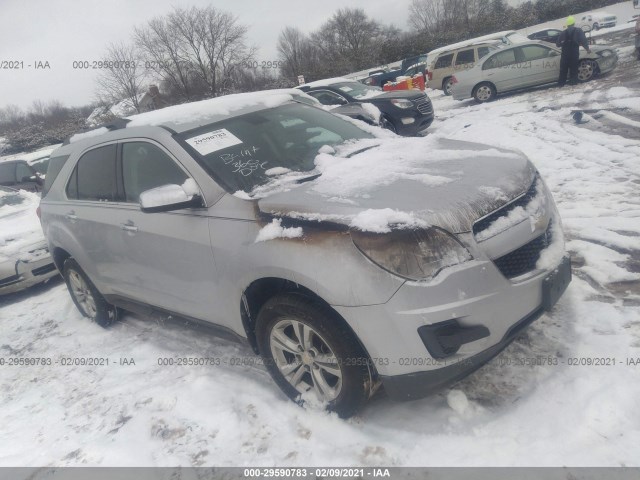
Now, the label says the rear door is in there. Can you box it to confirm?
[63,143,123,290]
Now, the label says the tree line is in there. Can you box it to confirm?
[0,0,621,154]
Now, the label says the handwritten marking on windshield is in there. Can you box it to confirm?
[220,146,267,176]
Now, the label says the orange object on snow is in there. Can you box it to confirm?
[382,74,426,92]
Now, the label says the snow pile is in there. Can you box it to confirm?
[475,179,548,242]
[0,189,47,262]
[360,103,382,123]
[255,219,303,243]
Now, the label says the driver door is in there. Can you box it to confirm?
[111,139,218,322]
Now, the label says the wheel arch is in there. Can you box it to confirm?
[239,277,373,365]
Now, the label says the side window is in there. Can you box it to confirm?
[483,49,517,70]
[455,49,475,65]
[16,162,33,182]
[434,53,453,69]
[308,91,347,106]
[67,144,117,201]
[519,45,552,61]
[0,163,16,185]
[122,142,189,203]
[477,47,490,59]
[42,155,70,197]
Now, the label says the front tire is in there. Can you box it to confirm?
[63,259,117,328]
[256,293,372,418]
[380,115,397,134]
[577,59,597,82]
[473,82,496,103]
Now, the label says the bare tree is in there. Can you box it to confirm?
[95,42,146,113]
[170,6,255,97]
[135,17,195,101]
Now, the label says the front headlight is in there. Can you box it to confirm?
[351,228,472,281]
[390,99,414,109]
[599,50,613,57]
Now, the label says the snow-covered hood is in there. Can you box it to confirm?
[257,137,536,233]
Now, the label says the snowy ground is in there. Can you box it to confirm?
[1,31,639,468]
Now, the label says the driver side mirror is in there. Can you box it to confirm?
[548,50,559,57]
[139,181,204,213]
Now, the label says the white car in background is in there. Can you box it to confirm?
[578,11,617,30]
[0,186,58,294]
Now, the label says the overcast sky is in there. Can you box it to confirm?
[0,0,414,110]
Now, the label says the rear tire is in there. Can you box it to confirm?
[63,259,118,328]
[256,293,372,418]
[442,77,454,96]
[473,82,496,103]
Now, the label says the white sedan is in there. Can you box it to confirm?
[451,40,618,103]
[0,187,58,294]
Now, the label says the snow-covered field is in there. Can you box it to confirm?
[1,32,639,468]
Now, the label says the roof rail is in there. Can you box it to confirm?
[62,117,131,145]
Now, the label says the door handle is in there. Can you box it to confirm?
[65,211,77,221]
[120,222,138,233]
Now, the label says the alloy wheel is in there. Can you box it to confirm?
[269,318,343,401]
[578,60,595,82]
[68,270,97,318]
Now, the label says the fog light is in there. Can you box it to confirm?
[401,117,415,125]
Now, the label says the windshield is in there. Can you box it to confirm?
[0,187,25,207]
[179,102,373,193]
[506,32,529,44]
[332,82,383,100]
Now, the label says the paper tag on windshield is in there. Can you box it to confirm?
[186,129,242,156]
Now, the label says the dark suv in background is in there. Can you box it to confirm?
[296,78,434,136]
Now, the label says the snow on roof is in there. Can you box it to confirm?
[428,30,519,58]
[297,77,355,89]
[69,127,110,144]
[125,89,311,130]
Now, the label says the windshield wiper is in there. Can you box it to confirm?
[295,173,322,184]
[345,144,380,158]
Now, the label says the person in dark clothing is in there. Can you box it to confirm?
[556,16,591,87]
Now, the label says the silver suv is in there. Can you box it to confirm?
[40,90,570,417]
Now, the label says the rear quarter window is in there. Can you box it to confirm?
[434,53,453,69]
[41,155,70,197]
[66,144,117,201]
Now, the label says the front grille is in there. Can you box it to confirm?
[473,177,538,236]
[412,95,433,115]
[493,225,552,279]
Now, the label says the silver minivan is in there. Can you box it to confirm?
[40,90,571,417]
